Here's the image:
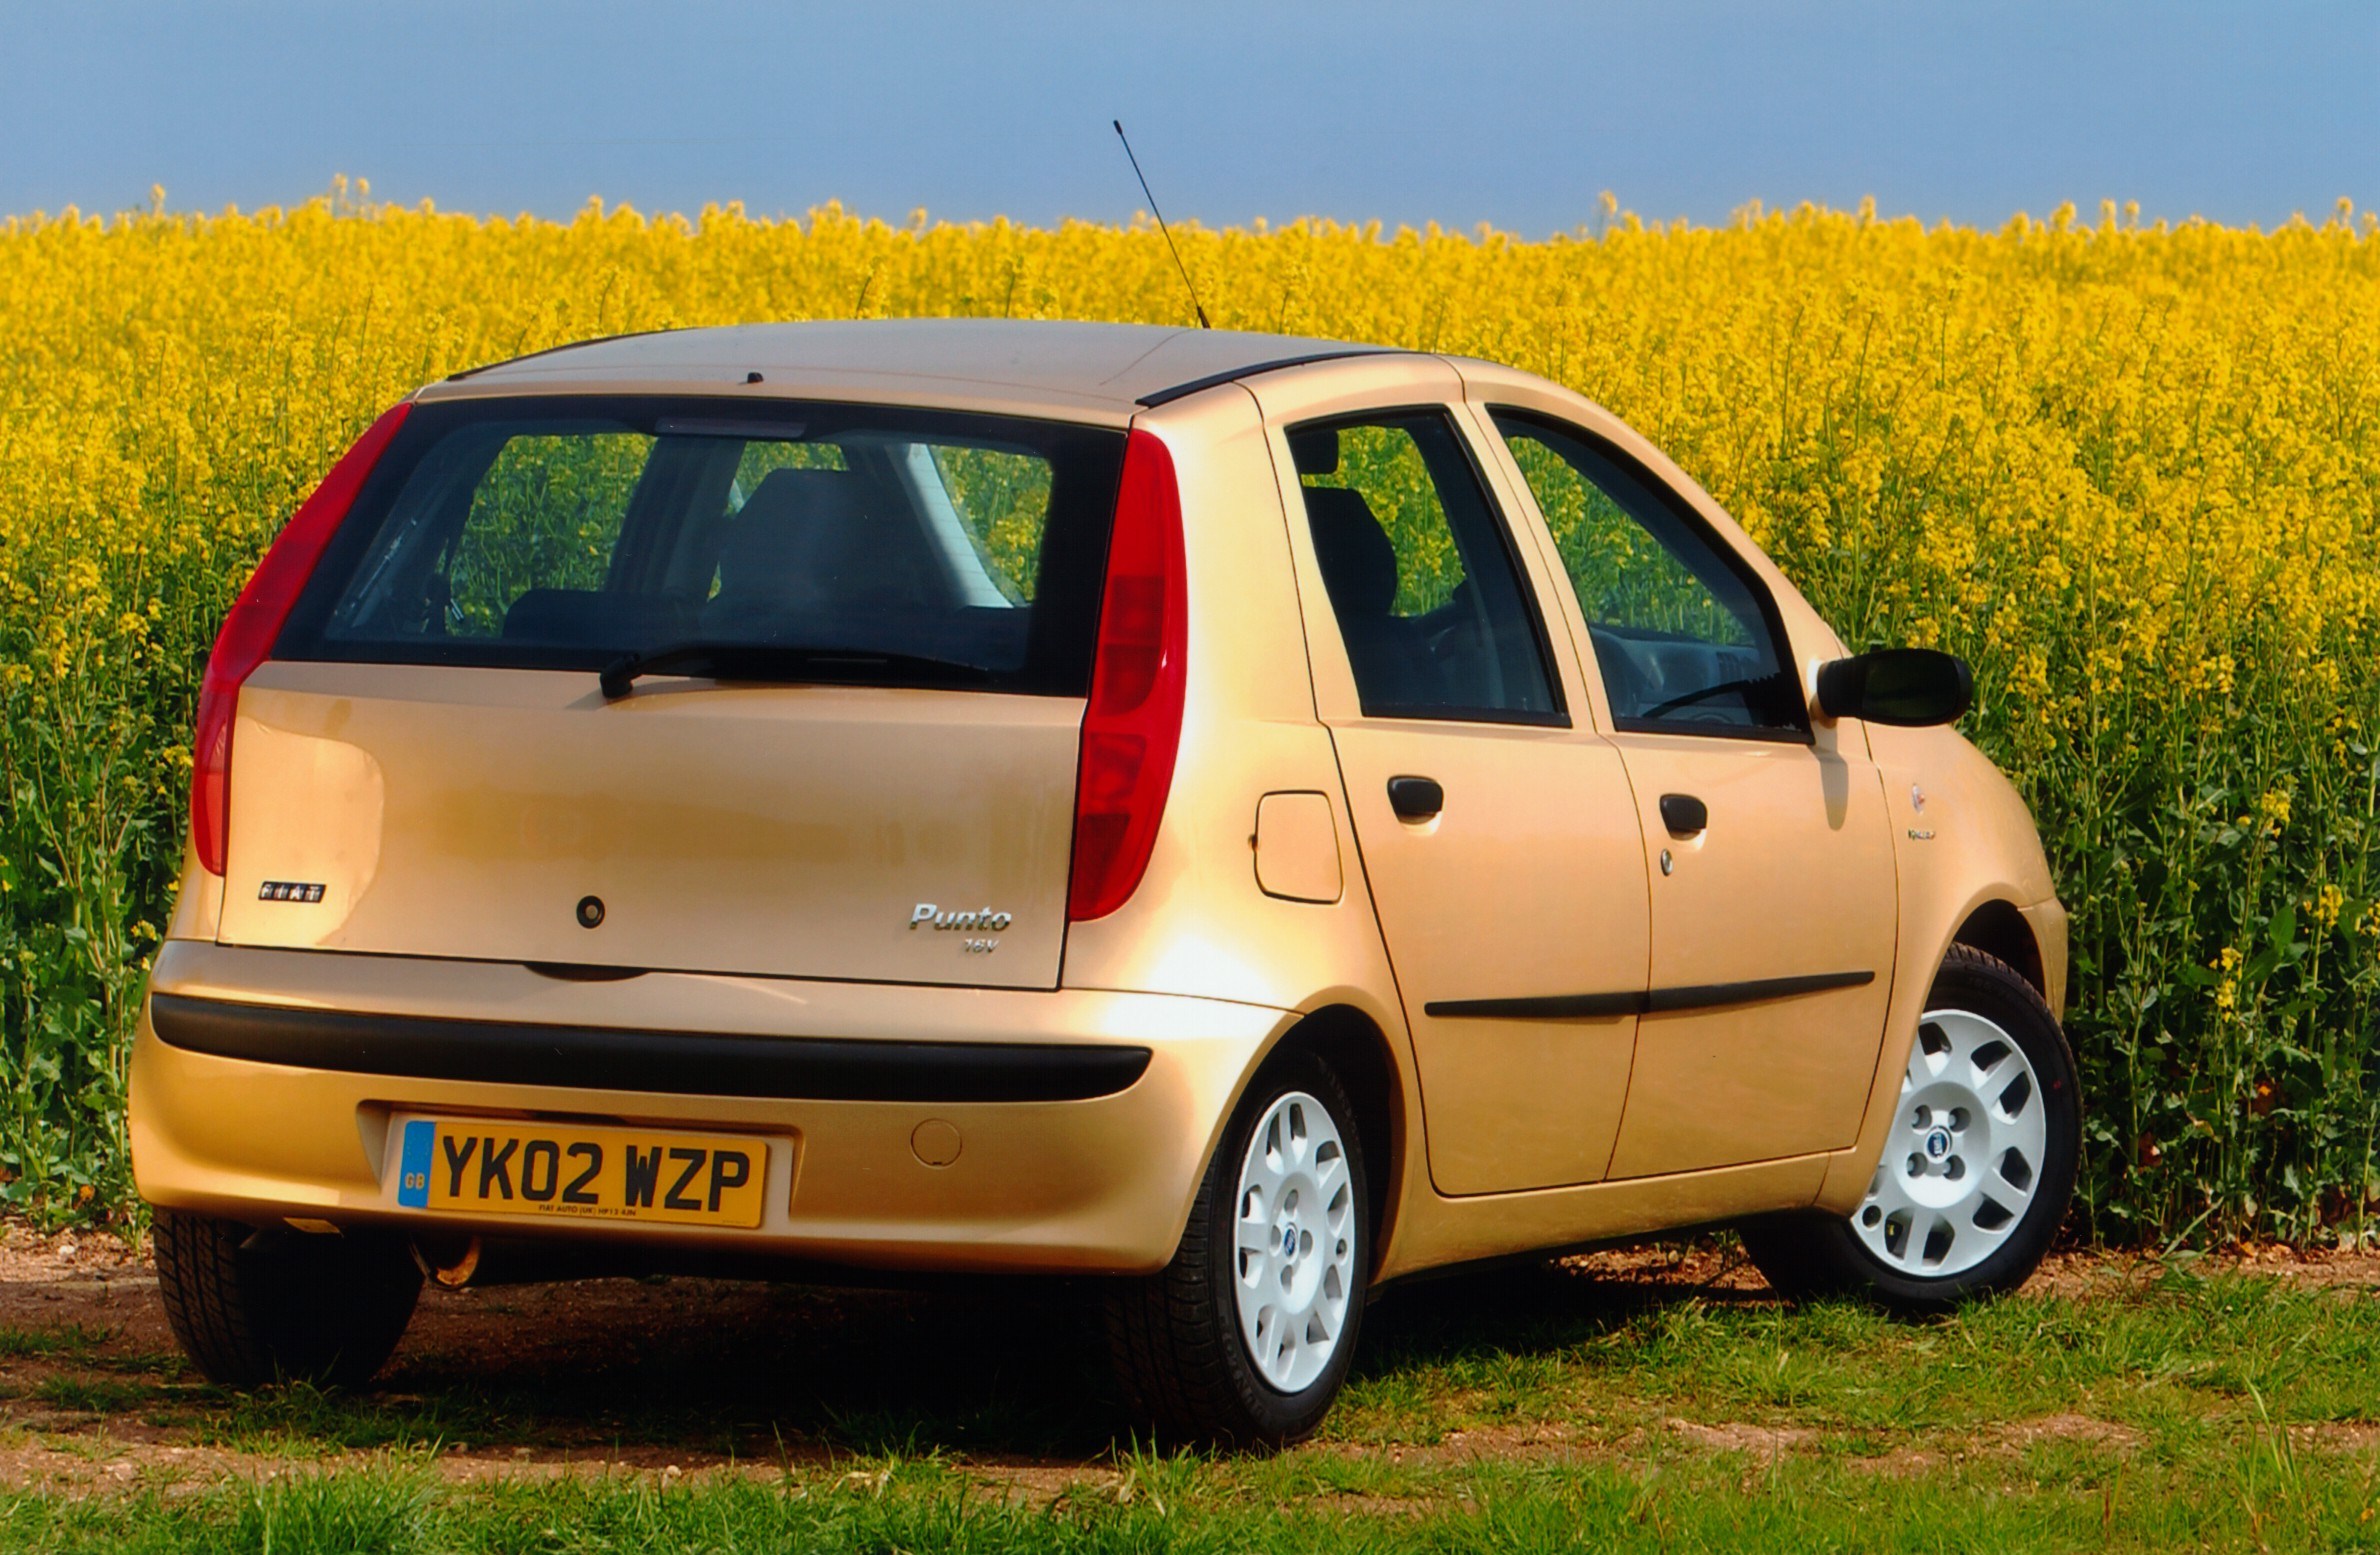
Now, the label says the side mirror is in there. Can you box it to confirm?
[1815,648,1973,727]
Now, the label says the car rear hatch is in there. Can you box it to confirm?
[208,394,1131,991]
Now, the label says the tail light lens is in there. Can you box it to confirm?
[190,401,412,876]
[1067,428,1188,921]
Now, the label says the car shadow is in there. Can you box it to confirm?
[1356,1249,1778,1379]
[344,1246,1775,1464]
[372,1274,1120,1462]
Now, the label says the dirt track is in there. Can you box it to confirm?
[1,1225,2373,1495]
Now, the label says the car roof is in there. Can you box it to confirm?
[418,319,1409,421]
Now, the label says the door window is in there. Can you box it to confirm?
[1492,411,1806,738]
[1289,411,1561,724]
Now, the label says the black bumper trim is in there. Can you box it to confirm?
[148,993,1153,1103]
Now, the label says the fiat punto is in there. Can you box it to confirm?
[132,320,2078,1445]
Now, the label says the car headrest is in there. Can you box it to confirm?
[1287,426,1340,477]
[716,468,870,595]
[1303,486,1398,619]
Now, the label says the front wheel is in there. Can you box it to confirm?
[1740,945,2080,1311]
[1103,1051,1369,1447]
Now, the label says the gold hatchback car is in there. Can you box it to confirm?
[133,320,2078,1444]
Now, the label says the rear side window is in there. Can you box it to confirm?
[1288,410,1562,724]
[277,398,1127,696]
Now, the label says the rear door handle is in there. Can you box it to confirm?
[1387,775,1444,820]
[1659,793,1708,834]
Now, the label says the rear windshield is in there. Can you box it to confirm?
[277,397,1129,695]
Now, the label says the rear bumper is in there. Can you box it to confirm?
[130,941,1282,1276]
[147,994,1153,1103]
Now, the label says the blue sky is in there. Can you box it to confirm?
[3,2,2371,233]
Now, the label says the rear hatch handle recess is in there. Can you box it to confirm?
[599,642,994,700]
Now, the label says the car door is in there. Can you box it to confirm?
[1252,363,1652,1197]
[1482,407,1899,1178]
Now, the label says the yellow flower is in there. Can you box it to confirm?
[2214,946,2244,1013]
[4,186,2380,1234]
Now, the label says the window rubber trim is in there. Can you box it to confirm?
[1424,969,1874,1021]
[148,993,1153,1103]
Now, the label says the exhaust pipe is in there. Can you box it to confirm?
[412,1236,483,1289]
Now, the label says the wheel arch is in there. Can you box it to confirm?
[1178,1000,1410,1284]
[1948,898,2045,1000]
[1263,1004,1406,1282]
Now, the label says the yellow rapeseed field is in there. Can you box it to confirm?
[3,184,2377,1239]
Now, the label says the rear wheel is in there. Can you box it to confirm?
[1740,945,2079,1311]
[1103,1051,1369,1447]
[152,1210,422,1389]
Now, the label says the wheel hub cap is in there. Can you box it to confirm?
[1854,1007,2049,1278]
[1233,1090,1357,1394]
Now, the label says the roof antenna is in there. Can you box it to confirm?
[1113,119,1210,329]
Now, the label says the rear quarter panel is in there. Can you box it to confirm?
[1052,382,1428,1271]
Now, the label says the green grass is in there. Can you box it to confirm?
[0,1324,108,1360]
[203,1382,508,1458]
[1329,1259,2380,1442]
[2,1260,2377,1549]
[29,1376,158,1414]
[0,1434,2371,1553]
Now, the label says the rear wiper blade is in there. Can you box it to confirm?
[599,641,992,700]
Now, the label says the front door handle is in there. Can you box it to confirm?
[1387,775,1445,820]
[1659,793,1708,835]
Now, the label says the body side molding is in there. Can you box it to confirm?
[1425,970,1875,1021]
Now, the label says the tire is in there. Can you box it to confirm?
[1740,945,2080,1312]
[151,1210,423,1389]
[1103,1050,1370,1448]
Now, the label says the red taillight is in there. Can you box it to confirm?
[1067,428,1189,921]
[191,401,412,876]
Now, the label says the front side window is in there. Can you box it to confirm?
[277,398,1126,696]
[1492,411,1805,738]
[1289,411,1561,724]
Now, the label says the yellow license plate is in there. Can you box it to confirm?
[394,1117,770,1229]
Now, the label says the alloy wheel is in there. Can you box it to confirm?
[1855,1008,2049,1279]
[1231,1090,1358,1393]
